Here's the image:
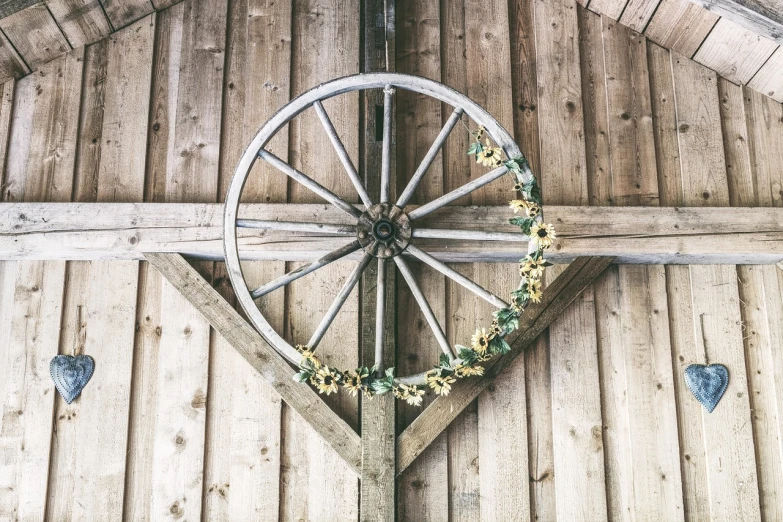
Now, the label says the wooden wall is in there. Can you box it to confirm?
[1,0,783,520]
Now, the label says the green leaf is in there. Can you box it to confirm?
[293,371,311,383]
[438,353,451,368]
[509,216,536,235]
[467,142,478,156]
[490,335,512,355]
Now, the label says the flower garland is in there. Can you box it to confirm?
[292,125,556,406]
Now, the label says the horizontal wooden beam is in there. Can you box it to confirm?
[144,253,363,476]
[1,203,782,263]
[397,256,614,473]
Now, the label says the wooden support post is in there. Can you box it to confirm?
[360,0,397,520]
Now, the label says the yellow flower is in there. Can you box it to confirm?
[471,327,491,354]
[477,138,502,167]
[313,366,340,395]
[395,384,425,406]
[455,364,485,378]
[475,126,486,141]
[528,279,543,303]
[426,372,456,396]
[509,199,541,218]
[530,222,556,249]
[343,368,369,397]
[296,344,321,368]
[519,255,545,279]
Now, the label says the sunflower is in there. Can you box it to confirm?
[395,384,425,406]
[343,368,369,397]
[528,279,543,303]
[475,125,485,141]
[514,181,524,192]
[426,372,457,396]
[530,222,556,249]
[509,199,541,218]
[455,363,485,378]
[312,366,340,395]
[477,139,502,167]
[519,255,545,279]
[296,344,321,368]
[471,327,491,354]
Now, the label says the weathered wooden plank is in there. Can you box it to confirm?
[282,1,360,518]
[740,85,783,519]
[0,30,28,82]
[0,3,69,69]
[0,50,79,522]
[45,0,112,47]
[671,46,762,520]
[44,16,153,521]
[0,80,14,184]
[360,1,396,520]
[619,0,661,32]
[644,0,720,57]
[201,0,290,517]
[398,257,613,472]
[146,252,363,475]
[693,17,778,85]
[589,0,628,21]
[394,0,448,519]
[585,11,684,519]
[5,203,783,263]
[99,0,154,29]
[687,0,783,45]
[535,0,607,518]
[748,46,783,102]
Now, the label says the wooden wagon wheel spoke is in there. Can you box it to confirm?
[411,227,526,242]
[406,164,509,220]
[258,149,363,219]
[236,219,356,235]
[375,258,388,370]
[380,85,394,204]
[405,244,509,309]
[308,253,374,350]
[249,240,362,299]
[394,256,456,360]
[396,107,464,207]
[313,100,373,208]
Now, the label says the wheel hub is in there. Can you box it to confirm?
[357,203,411,258]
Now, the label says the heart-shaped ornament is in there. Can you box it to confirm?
[50,355,95,404]
[684,364,728,413]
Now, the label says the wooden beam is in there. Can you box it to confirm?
[360,0,396,519]
[2,203,783,263]
[143,252,363,476]
[687,0,783,45]
[396,256,614,473]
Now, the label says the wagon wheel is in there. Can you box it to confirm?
[224,73,541,389]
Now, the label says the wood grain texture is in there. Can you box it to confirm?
[748,46,783,101]
[0,2,69,69]
[644,0,720,57]
[0,50,77,522]
[0,29,29,81]
[99,0,153,29]
[45,0,111,47]
[671,44,762,520]
[687,0,783,44]
[394,0,449,518]
[619,0,661,32]
[694,17,779,84]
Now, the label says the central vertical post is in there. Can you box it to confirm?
[360,0,397,520]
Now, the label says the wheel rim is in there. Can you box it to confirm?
[224,72,539,386]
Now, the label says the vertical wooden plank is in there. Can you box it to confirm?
[671,52,761,520]
[693,18,778,85]
[281,1,360,520]
[0,3,70,69]
[99,0,154,29]
[0,79,14,184]
[201,0,290,518]
[0,51,79,521]
[395,0,448,517]
[748,47,783,102]
[45,0,112,47]
[739,86,783,519]
[644,0,719,58]
[45,16,153,521]
[535,0,607,519]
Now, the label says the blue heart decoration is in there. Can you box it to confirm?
[50,355,95,404]
[684,364,728,413]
